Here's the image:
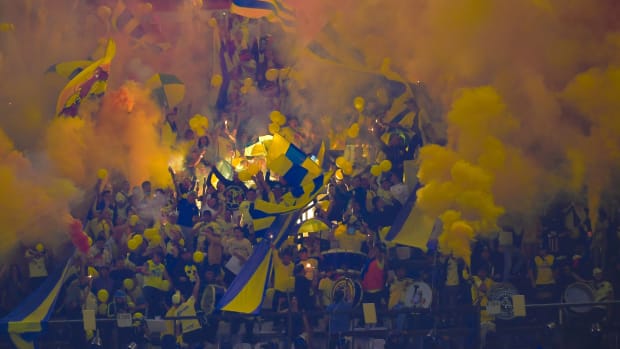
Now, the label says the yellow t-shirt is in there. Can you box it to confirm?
[318,277,334,306]
[535,255,555,285]
[143,260,166,290]
[176,296,201,334]
[273,253,294,292]
[389,277,414,309]
[335,228,366,252]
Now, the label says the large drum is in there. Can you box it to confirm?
[204,284,227,315]
[488,283,519,320]
[321,249,368,274]
[564,282,595,314]
[403,282,433,309]
[331,278,364,308]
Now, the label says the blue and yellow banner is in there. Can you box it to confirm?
[0,259,72,349]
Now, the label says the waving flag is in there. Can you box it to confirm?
[217,212,298,314]
[218,134,330,314]
[0,259,72,349]
[46,60,94,80]
[56,38,116,116]
[231,0,295,31]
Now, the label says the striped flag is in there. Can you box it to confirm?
[56,38,116,116]
[230,0,295,31]
[0,259,72,349]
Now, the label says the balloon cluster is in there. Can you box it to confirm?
[346,123,360,138]
[189,114,209,136]
[370,159,393,177]
[335,156,354,176]
[268,110,287,134]
[97,289,109,316]
[240,77,255,95]
[127,233,144,251]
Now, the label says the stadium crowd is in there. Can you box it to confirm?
[1,10,620,349]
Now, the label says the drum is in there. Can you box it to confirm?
[204,285,227,315]
[331,278,364,308]
[488,283,519,320]
[564,282,594,314]
[321,249,368,274]
[403,282,433,309]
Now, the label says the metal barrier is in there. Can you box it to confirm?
[3,300,620,348]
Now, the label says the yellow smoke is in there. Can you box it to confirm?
[45,82,175,188]
[0,127,81,260]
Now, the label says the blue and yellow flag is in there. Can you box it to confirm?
[217,212,297,314]
[231,0,295,31]
[218,135,330,314]
[383,184,434,251]
[0,259,72,349]
[56,38,116,116]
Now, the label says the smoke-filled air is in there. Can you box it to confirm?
[1,0,620,264]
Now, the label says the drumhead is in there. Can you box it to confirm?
[331,278,363,308]
[488,283,518,320]
[564,282,594,313]
[404,282,432,308]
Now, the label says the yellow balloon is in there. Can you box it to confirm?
[189,114,209,136]
[269,110,281,123]
[243,77,253,87]
[144,228,158,240]
[265,68,279,82]
[97,168,108,180]
[335,169,344,180]
[36,243,44,252]
[353,97,365,112]
[127,238,139,251]
[133,234,143,246]
[150,234,162,245]
[335,156,347,169]
[129,215,140,226]
[347,124,360,138]
[210,74,223,87]
[268,123,280,134]
[97,303,108,316]
[208,18,218,27]
[123,278,134,290]
[370,165,382,177]
[193,251,205,264]
[97,289,109,303]
[380,159,392,172]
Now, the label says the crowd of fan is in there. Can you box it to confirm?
[2,12,620,349]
